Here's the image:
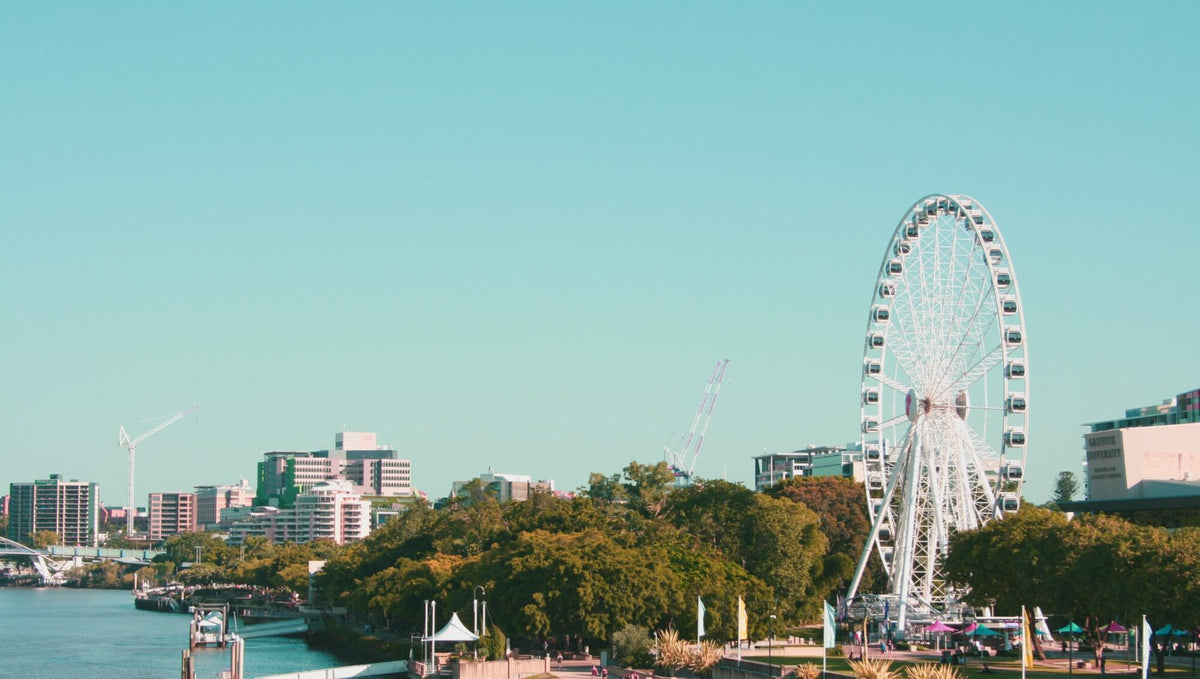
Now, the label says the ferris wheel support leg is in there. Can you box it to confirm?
[893,436,924,635]
[846,448,909,600]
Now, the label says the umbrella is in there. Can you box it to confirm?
[969,624,1000,637]
[926,621,958,633]
[1057,623,1085,634]
[962,623,979,634]
[1156,625,1175,636]
[1104,622,1128,634]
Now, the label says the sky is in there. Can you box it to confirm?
[3,3,1198,508]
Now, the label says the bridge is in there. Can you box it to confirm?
[0,536,76,585]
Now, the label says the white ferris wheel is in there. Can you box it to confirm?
[845,194,1029,630]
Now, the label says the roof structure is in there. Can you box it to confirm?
[425,612,478,642]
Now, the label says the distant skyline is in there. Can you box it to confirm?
[3,3,1199,507]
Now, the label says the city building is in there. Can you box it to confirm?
[1076,387,1200,506]
[255,432,413,508]
[451,469,555,503]
[147,492,198,540]
[752,444,864,491]
[228,480,371,546]
[195,480,254,529]
[7,474,100,547]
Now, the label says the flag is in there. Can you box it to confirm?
[823,601,837,649]
[697,597,706,639]
[1021,606,1033,671]
[1142,616,1152,679]
[737,597,748,642]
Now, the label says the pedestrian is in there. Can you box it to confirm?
[880,640,888,655]
[602,668,608,679]
[557,652,564,667]
[592,666,599,678]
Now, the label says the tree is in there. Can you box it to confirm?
[1053,472,1080,504]
[30,530,60,549]
[767,476,883,597]
[622,461,676,517]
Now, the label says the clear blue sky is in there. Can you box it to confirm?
[3,3,1198,507]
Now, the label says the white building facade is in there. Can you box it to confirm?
[229,481,370,545]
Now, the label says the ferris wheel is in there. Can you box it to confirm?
[845,194,1029,630]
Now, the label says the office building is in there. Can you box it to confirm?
[451,469,555,503]
[753,444,863,491]
[1078,387,1200,504]
[7,474,100,547]
[195,480,255,529]
[148,492,198,540]
[255,432,413,508]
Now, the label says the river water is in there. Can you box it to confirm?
[0,587,344,678]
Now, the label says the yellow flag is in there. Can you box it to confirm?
[737,596,748,642]
[1022,606,1034,669]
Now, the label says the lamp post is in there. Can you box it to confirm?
[473,586,487,635]
[769,614,777,677]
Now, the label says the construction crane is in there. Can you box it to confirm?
[118,405,198,536]
[663,360,729,484]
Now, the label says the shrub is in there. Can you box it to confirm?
[848,659,896,679]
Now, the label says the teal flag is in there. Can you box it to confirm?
[823,601,837,648]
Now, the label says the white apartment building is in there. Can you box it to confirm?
[229,480,370,546]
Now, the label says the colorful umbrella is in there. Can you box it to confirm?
[1156,624,1175,636]
[969,624,1000,637]
[926,621,958,633]
[1056,623,1085,634]
[962,623,978,634]
[1104,622,1128,633]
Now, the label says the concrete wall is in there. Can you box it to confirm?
[454,657,551,679]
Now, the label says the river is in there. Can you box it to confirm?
[0,587,345,678]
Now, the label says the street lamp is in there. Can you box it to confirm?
[769,614,777,677]
[473,586,487,635]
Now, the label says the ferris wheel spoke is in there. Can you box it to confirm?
[934,344,1005,400]
[871,372,911,395]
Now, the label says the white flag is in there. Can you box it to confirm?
[823,601,837,649]
[697,597,706,638]
[1142,616,1152,679]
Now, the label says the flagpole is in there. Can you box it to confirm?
[1021,606,1028,679]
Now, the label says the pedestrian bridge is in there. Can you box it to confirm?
[236,618,310,639]
[0,536,75,585]
[254,659,406,679]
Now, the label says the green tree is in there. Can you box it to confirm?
[30,530,61,548]
[622,461,676,518]
[767,476,882,598]
[466,529,675,644]
[1052,472,1080,504]
[611,624,653,667]
[479,623,507,660]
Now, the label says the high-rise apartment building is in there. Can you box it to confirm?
[148,492,198,540]
[229,480,370,545]
[194,480,254,529]
[7,474,100,547]
[255,432,413,508]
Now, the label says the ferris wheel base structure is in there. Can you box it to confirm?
[844,194,1029,633]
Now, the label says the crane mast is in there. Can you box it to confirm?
[665,360,729,484]
[118,405,198,536]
